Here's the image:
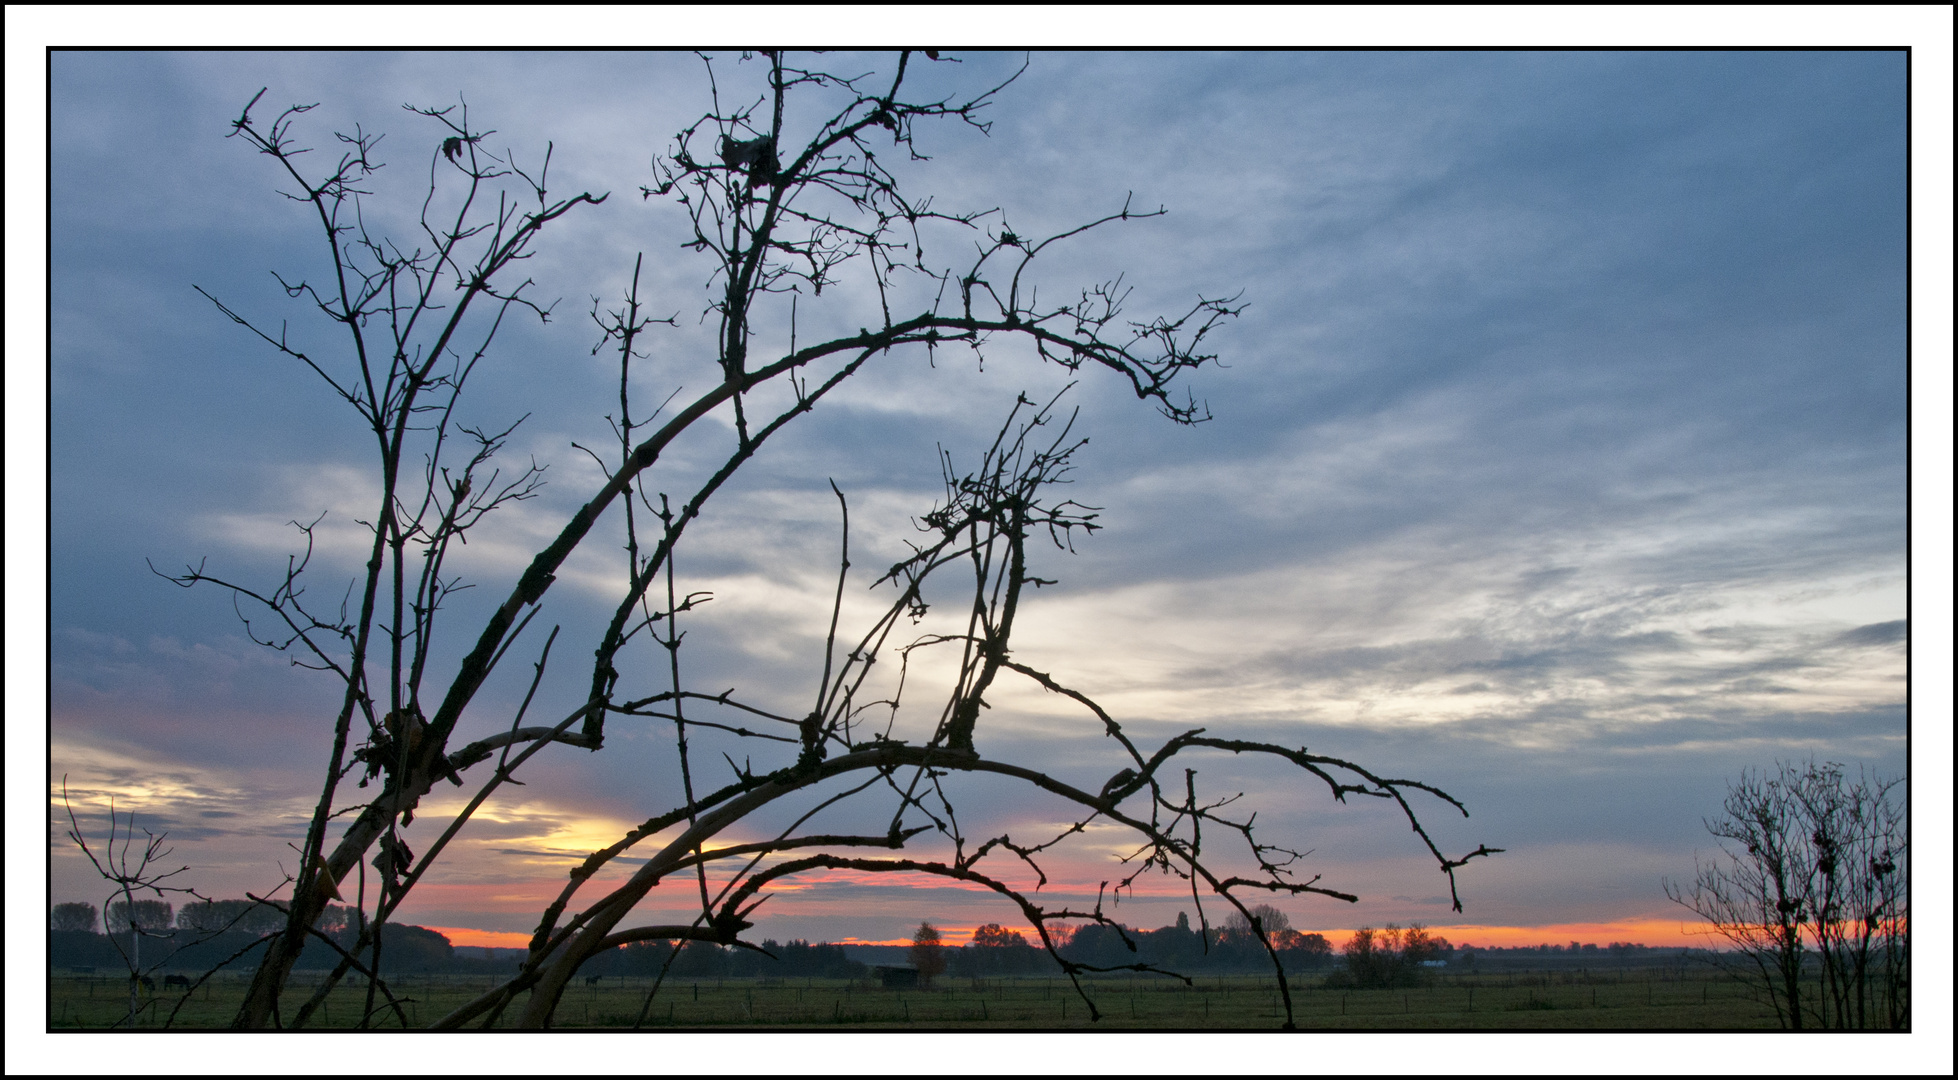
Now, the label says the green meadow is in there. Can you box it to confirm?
[51,965,1780,1030]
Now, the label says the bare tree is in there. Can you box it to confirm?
[1665,759,1908,1029]
[1329,922,1445,989]
[106,899,175,934]
[167,51,1497,1030]
[60,779,202,1028]
[1224,903,1292,942]
[910,921,947,988]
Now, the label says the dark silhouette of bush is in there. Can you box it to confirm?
[369,923,454,974]
[289,921,454,974]
[732,939,865,979]
[1281,932,1335,969]
[1326,923,1449,988]
[910,922,948,988]
[1139,915,1204,970]
[1059,923,1140,969]
[952,924,1052,977]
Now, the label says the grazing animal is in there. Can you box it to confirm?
[163,974,193,989]
[130,975,155,991]
[585,975,603,987]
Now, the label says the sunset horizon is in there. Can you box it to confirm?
[423,917,1721,954]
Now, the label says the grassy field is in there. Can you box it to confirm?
[49,965,1782,1030]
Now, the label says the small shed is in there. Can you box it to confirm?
[874,965,919,988]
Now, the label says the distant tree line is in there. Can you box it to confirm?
[52,898,359,937]
[1047,909,1337,976]
[51,900,1387,982]
[51,899,475,976]
[1462,941,1657,956]
[587,915,1346,982]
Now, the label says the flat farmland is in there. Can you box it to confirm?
[49,966,1781,1030]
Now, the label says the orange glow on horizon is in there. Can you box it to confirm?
[388,869,1723,953]
[1389,919,1716,950]
[414,917,1720,952]
[423,926,535,949]
[841,918,1715,950]
[835,932,979,948]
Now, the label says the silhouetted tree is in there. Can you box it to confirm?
[107,900,174,934]
[167,51,1496,1031]
[1335,926,1383,987]
[971,923,1027,949]
[175,900,231,934]
[1285,931,1334,968]
[1329,922,1441,989]
[51,902,98,934]
[1666,759,1907,1028]
[957,922,1047,977]
[175,898,288,935]
[1141,914,1205,970]
[910,922,947,988]
[1400,923,1450,964]
[315,904,354,936]
[1224,903,1291,942]
[1055,922,1134,968]
[373,924,455,973]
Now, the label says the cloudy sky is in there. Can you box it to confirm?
[29,39,1936,978]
